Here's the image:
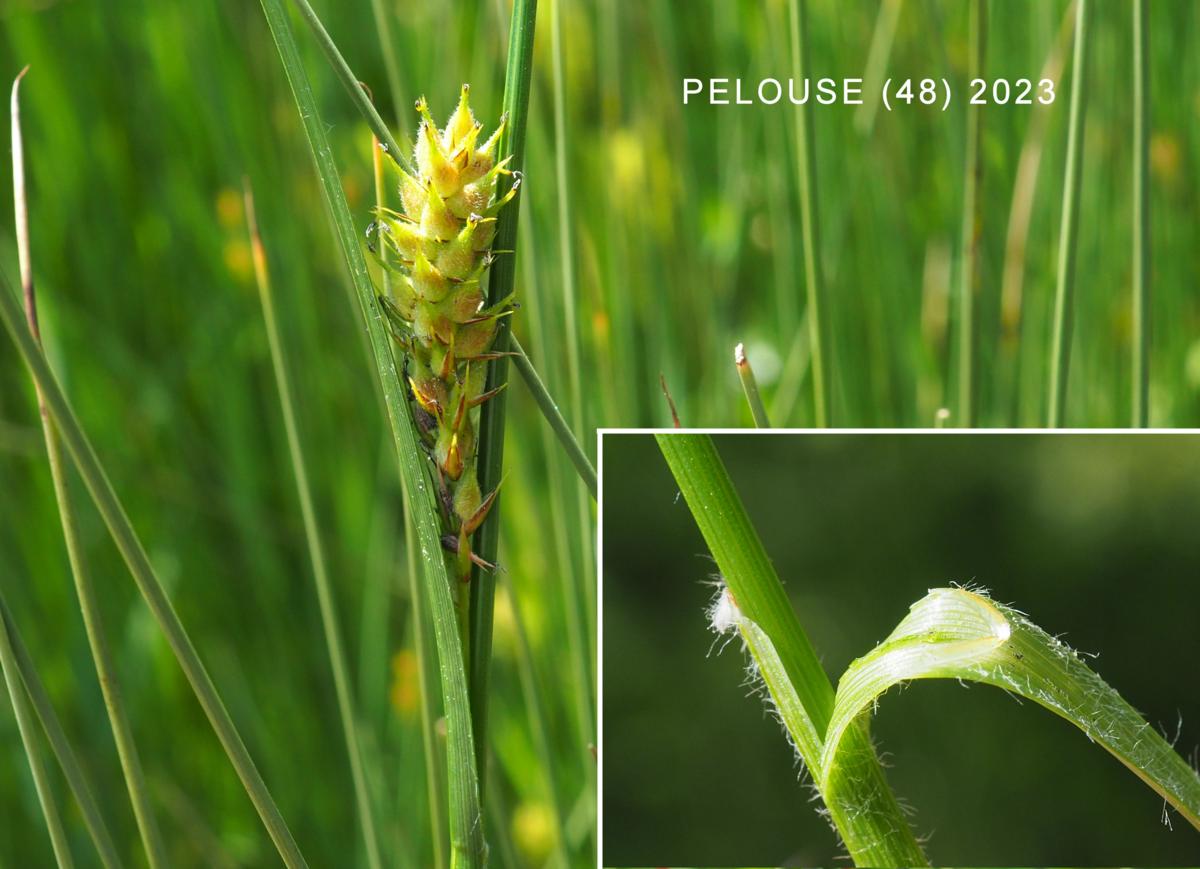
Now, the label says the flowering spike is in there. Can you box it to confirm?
[373,84,518,580]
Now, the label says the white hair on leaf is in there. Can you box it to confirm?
[704,577,744,655]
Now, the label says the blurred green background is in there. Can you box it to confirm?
[603,433,1200,866]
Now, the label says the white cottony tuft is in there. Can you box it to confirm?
[708,584,743,635]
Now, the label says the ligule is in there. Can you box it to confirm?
[371,84,517,581]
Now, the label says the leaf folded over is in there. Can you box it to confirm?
[816,587,1200,831]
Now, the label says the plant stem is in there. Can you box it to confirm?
[366,0,406,131]
[11,66,168,869]
[0,271,310,867]
[549,0,584,435]
[511,334,597,498]
[734,342,771,427]
[1048,0,1090,428]
[656,434,927,866]
[0,598,74,868]
[1132,0,1150,427]
[244,181,383,869]
[470,0,538,797]
[957,1,985,428]
[0,594,125,868]
[258,3,484,863]
[288,0,405,164]
[787,0,831,427]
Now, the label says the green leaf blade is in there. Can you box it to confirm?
[826,587,1200,831]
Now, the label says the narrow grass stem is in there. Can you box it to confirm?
[0,594,124,868]
[734,342,771,427]
[0,272,309,867]
[656,434,927,866]
[366,0,407,132]
[244,182,383,869]
[469,0,538,799]
[787,0,831,427]
[11,67,168,869]
[549,0,584,435]
[258,2,484,863]
[1132,0,1150,427]
[511,334,597,498]
[0,599,74,868]
[1048,0,1090,428]
[957,1,985,427]
[287,0,405,164]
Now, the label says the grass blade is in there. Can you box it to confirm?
[656,434,926,866]
[402,483,449,869]
[734,342,771,428]
[11,67,168,869]
[0,598,74,868]
[957,1,985,427]
[787,0,831,427]
[470,0,538,797]
[1132,0,1150,427]
[825,588,1200,830]
[0,273,309,868]
[1047,0,1090,427]
[257,2,485,864]
[0,594,124,868]
[372,130,447,869]
[511,334,597,498]
[244,182,383,869]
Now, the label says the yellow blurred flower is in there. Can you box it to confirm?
[389,649,419,717]
[223,239,253,283]
[491,587,517,659]
[215,187,243,230]
[511,801,556,865]
[1150,132,1182,185]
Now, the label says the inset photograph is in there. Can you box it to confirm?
[601,432,1200,867]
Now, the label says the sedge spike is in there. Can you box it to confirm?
[373,84,516,584]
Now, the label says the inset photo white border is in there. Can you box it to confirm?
[595,427,1200,868]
